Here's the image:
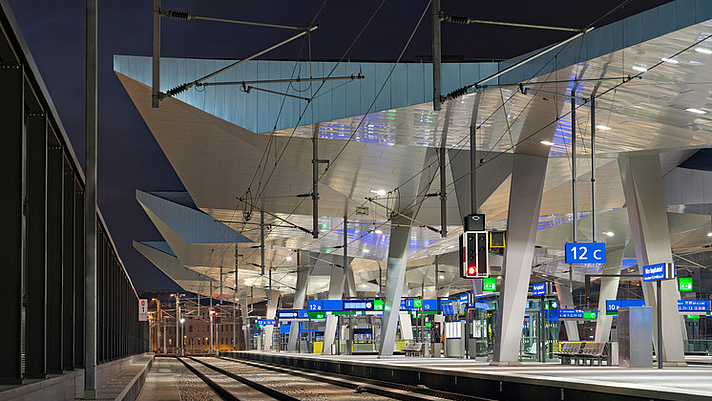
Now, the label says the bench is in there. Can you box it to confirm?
[575,342,610,366]
[554,342,583,365]
[404,342,424,357]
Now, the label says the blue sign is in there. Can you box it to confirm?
[606,300,646,313]
[441,300,454,315]
[642,262,671,282]
[532,282,547,296]
[423,299,438,311]
[256,319,276,326]
[459,294,470,304]
[470,301,489,310]
[307,300,342,311]
[276,309,309,320]
[565,242,606,264]
[678,300,712,312]
[343,299,375,311]
[556,309,598,320]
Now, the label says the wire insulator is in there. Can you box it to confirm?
[443,15,470,24]
[162,9,192,20]
[444,85,471,101]
[166,83,189,97]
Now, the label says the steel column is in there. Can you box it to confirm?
[73,185,84,367]
[312,123,320,238]
[432,0,441,111]
[288,251,310,352]
[25,112,48,379]
[62,160,75,370]
[84,0,98,395]
[594,246,625,342]
[0,62,23,383]
[46,134,64,374]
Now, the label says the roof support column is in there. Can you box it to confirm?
[288,250,312,352]
[492,153,549,364]
[378,214,412,357]
[594,246,626,342]
[263,289,279,351]
[554,282,580,341]
[322,253,345,354]
[619,154,686,366]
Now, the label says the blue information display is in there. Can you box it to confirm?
[342,299,376,311]
[276,309,309,320]
[307,300,342,311]
[606,300,646,314]
[532,282,547,296]
[678,300,712,312]
[441,300,455,315]
[459,294,470,304]
[556,309,598,320]
[256,319,276,326]
[642,262,672,282]
[423,299,438,311]
[565,242,606,264]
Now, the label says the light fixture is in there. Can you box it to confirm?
[661,57,678,64]
[595,125,611,131]
[362,249,370,253]
[686,108,707,115]
[540,140,555,146]
[285,256,292,261]
[695,47,712,55]
[632,65,648,72]
[604,231,614,237]
[439,275,445,280]
[376,189,387,196]
[180,318,185,323]
[448,245,455,249]
[707,232,712,237]
[374,230,383,235]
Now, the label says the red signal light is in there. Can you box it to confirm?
[468,266,476,275]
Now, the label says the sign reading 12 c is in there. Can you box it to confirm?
[565,242,606,264]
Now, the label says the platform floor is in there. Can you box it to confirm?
[136,358,181,401]
[240,352,712,400]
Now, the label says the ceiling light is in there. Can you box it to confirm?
[695,47,712,55]
[632,65,647,72]
[604,231,614,237]
[439,275,445,280]
[707,232,712,237]
[362,249,370,253]
[661,57,678,64]
[285,256,292,261]
[374,230,383,235]
[376,189,387,196]
[448,245,455,249]
[540,140,555,146]
[595,125,611,131]
[686,108,707,115]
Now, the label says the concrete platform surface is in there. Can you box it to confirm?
[234,351,712,400]
[136,358,181,401]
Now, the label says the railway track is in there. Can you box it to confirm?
[181,355,496,401]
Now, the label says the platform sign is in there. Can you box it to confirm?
[532,283,547,297]
[423,299,438,312]
[256,319,276,326]
[459,294,470,304]
[686,315,701,319]
[307,299,342,311]
[138,299,148,322]
[678,300,712,312]
[276,309,309,320]
[678,277,693,292]
[642,262,675,282]
[343,299,375,311]
[374,299,384,311]
[565,242,606,264]
[483,277,497,292]
[556,309,597,320]
[605,300,646,315]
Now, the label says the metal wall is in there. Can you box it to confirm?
[0,0,147,384]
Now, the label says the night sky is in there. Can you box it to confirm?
[7,0,671,291]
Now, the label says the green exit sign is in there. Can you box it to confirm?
[687,314,700,319]
[413,298,423,309]
[583,311,598,320]
[678,277,693,292]
[483,277,497,292]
